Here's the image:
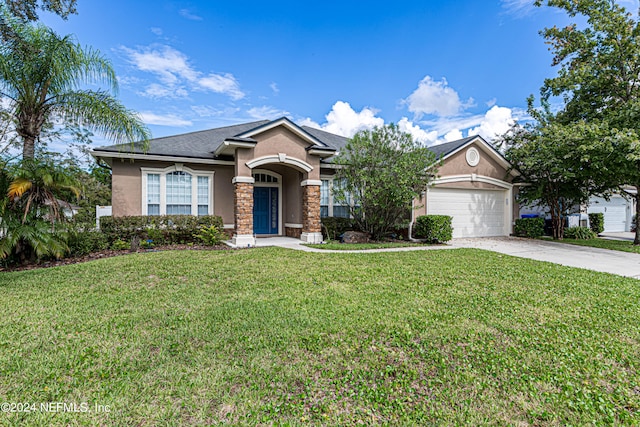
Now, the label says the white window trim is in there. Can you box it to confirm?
[141,164,214,216]
[320,175,354,218]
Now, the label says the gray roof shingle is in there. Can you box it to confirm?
[93,118,349,160]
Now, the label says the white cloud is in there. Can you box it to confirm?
[270,82,279,95]
[197,73,244,100]
[191,105,240,118]
[467,105,515,140]
[405,76,473,118]
[150,27,163,36]
[122,45,245,100]
[319,101,385,137]
[397,117,437,144]
[140,83,188,99]
[443,129,463,142]
[246,106,290,120]
[179,9,203,21]
[501,0,535,16]
[139,112,192,127]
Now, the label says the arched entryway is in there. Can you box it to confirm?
[252,169,282,235]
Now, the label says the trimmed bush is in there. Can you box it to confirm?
[100,215,224,245]
[564,226,596,240]
[514,217,545,238]
[588,213,604,234]
[321,217,355,241]
[414,215,453,243]
[193,225,226,246]
[67,230,109,257]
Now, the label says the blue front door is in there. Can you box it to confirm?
[253,187,278,234]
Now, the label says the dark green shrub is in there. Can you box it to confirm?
[413,215,453,243]
[100,215,224,245]
[67,230,109,256]
[514,217,545,238]
[321,217,356,241]
[564,226,596,240]
[588,213,604,234]
[110,239,129,250]
[193,225,226,246]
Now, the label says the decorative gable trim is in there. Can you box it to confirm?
[438,136,518,177]
[238,117,329,148]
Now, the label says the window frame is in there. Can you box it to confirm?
[320,175,355,219]
[141,164,214,216]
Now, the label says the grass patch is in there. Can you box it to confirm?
[305,241,431,250]
[0,248,638,425]
[554,237,640,254]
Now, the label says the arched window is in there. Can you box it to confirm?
[142,165,214,216]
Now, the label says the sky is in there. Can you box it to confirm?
[39,0,639,148]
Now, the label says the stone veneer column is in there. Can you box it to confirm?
[232,176,255,247]
[300,180,323,243]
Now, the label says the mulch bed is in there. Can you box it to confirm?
[0,244,234,273]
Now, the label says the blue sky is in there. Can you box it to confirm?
[39,0,638,146]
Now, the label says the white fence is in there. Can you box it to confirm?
[96,205,112,229]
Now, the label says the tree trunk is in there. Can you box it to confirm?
[634,187,640,245]
[21,134,36,160]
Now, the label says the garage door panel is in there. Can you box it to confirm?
[427,188,507,238]
[587,196,629,232]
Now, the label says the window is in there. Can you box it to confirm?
[320,179,329,218]
[321,177,355,218]
[142,165,214,216]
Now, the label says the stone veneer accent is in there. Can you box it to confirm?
[285,227,302,238]
[234,182,254,235]
[302,185,321,234]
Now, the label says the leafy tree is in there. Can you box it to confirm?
[2,0,77,22]
[0,16,150,160]
[333,123,438,240]
[535,0,640,243]
[0,157,79,262]
[502,100,638,239]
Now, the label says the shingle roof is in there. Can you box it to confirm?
[427,135,477,159]
[93,118,349,160]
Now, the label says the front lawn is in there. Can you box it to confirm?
[555,237,640,254]
[0,248,638,425]
[305,241,431,250]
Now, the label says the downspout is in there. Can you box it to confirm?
[408,191,426,242]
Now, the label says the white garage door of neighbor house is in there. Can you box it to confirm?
[588,196,628,232]
[427,188,508,238]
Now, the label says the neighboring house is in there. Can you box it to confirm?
[587,189,636,232]
[91,117,519,245]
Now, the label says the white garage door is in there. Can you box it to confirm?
[587,196,629,232]
[427,188,508,238]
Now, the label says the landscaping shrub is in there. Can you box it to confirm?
[110,239,129,251]
[413,215,453,243]
[514,217,545,238]
[193,225,226,246]
[564,226,596,240]
[100,215,224,245]
[321,217,356,241]
[588,213,605,234]
[67,230,109,256]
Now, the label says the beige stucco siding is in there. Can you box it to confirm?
[436,142,509,183]
[236,127,322,180]
[110,159,235,224]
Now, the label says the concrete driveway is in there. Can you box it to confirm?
[451,237,640,279]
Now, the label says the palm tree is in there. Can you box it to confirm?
[0,15,150,160]
[0,158,80,261]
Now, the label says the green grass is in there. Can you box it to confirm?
[0,248,638,425]
[558,237,640,253]
[305,241,431,250]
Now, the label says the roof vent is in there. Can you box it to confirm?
[466,147,480,167]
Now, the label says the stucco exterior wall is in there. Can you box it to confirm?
[110,159,235,224]
[436,142,510,183]
[236,127,322,180]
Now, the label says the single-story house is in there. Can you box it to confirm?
[91,117,519,245]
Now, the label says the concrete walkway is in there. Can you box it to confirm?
[239,236,640,279]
